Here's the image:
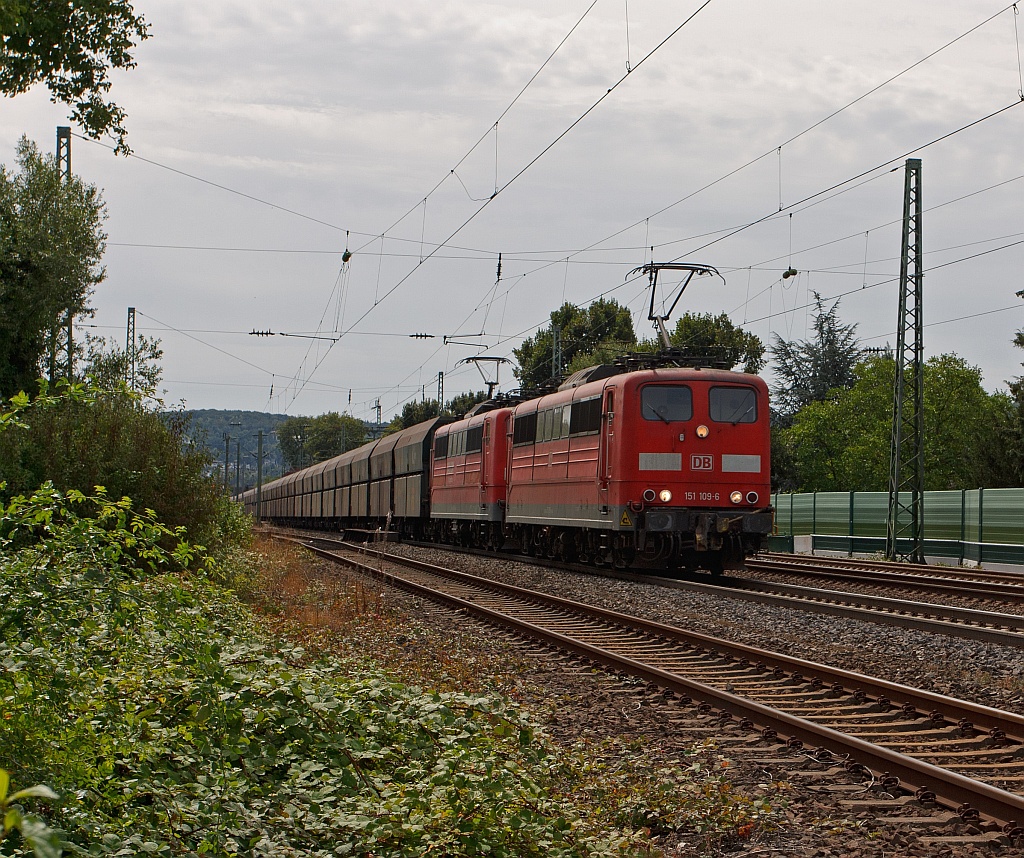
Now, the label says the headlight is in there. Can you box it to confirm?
[659,489,672,503]
[696,424,710,438]
[730,490,743,504]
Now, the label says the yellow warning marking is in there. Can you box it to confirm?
[619,510,632,527]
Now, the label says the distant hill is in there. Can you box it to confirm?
[183,410,289,489]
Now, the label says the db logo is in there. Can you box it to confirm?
[691,454,713,471]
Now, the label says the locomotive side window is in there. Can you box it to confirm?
[709,386,757,423]
[641,386,692,423]
[538,408,552,442]
[512,411,538,446]
[569,396,602,435]
[466,425,483,453]
[544,406,565,440]
[434,434,448,460]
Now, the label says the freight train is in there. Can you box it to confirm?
[241,353,774,574]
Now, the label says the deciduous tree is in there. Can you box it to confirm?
[1,0,149,151]
[0,137,106,398]
[514,299,636,389]
[445,390,489,418]
[278,413,368,470]
[777,354,1013,492]
[665,312,765,373]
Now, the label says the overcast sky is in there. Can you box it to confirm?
[3,1,1023,422]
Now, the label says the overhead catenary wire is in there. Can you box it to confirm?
[499,3,1022,283]
[277,1,720,410]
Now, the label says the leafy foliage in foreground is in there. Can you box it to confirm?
[1,486,780,856]
[3,486,611,855]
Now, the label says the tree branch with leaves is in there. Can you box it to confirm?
[1,0,149,152]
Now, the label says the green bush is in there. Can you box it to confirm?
[0,382,232,550]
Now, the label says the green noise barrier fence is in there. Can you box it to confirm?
[768,488,1024,566]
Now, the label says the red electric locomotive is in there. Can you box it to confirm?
[499,362,772,572]
[428,405,513,549]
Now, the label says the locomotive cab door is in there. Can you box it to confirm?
[598,390,614,512]
[480,417,489,510]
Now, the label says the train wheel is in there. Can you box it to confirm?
[558,531,578,563]
[612,542,635,570]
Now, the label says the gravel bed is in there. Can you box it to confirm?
[386,543,1024,719]
[315,541,1021,856]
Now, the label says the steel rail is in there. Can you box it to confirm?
[757,552,1024,585]
[671,574,1024,648]
[288,537,1024,832]
[748,558,1024,603]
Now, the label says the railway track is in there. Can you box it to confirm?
[700,574,1024,648]
[271,527,1024,646]
[396,536,1024,648]
[758,551,1024,586]
[287,534,1024,839]
[748,554,1024,606]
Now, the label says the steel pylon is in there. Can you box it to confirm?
[885,158,924,563]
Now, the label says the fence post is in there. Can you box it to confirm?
[978,487,985,566]
[848,491,855,556]
[960,489,966,566]
[812,493,817,554]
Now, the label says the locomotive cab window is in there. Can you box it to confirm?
[709,386,757,423]
[466,425,483,453]
[641,386,692,423]
[433,435,448,460]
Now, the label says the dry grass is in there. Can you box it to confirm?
[241,536,528,695]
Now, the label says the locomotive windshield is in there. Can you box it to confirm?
[709,386,757,423]
[641,385,692,423]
